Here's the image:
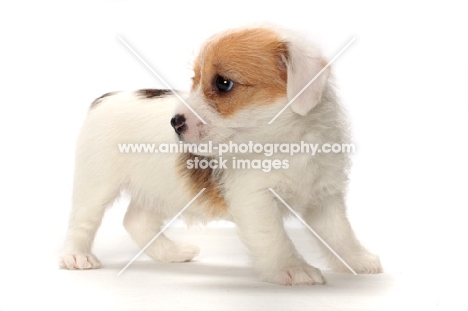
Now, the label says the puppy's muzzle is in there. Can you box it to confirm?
[170,114,187,136]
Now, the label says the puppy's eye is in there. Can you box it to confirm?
[215,76,234,93]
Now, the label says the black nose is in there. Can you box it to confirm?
[170,114,187,135]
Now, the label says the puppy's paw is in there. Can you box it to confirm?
[148,242,200,263]
[264,264,326,286]
[333,251,383,274]
[164,243,200,262]
[353,252,383,274]
[59,254,102,270]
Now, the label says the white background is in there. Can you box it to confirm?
[1,1,467,310]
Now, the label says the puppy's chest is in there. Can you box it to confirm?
[274,154,326,207]
[178,152,325,219]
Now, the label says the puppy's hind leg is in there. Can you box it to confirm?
[59,182,119,270]
[303,193,383,274]
[123,200,199,263]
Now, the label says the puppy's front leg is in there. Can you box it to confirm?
[304,193,382,274]
[227,188,325,285]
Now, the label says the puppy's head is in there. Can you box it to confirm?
[172,27,330,147]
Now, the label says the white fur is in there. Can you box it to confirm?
[59,27,382,285]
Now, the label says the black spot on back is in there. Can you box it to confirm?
[136,89,172,99]
[90,91,119,109]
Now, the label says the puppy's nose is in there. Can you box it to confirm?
[170,114,187,135]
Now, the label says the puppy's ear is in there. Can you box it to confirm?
[278,41,330,116]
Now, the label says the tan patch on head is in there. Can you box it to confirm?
[177,153,227,217]
[192,28,288,116]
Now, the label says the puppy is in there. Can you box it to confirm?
[59,26,382,285]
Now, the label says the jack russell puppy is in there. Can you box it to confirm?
[59,26,382,285]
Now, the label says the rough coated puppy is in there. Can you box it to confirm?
[59,26,382,285]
